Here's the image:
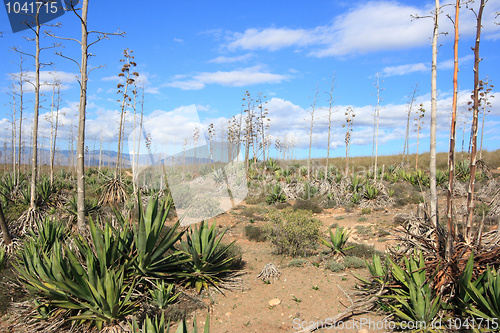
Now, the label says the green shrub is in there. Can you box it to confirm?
[344,243,382,259]
[361,208,371,215]
[325,260,345,272]
[343,256,366,269]
[287,258,308,267]
[245,194,266,205]
[436,169,448,186]
[185,195,223,218]
[293,198,323,213]
[244,225,267,242]
[355,225,373,237]
[266,158,280,172]
[265,208,322,257]
[474,202,491,217]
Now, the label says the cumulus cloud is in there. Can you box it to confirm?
[209,53,255,64]
[165,65,289,90]
[8,70,78,93]
[223,1,500,57]
[382,63,428,76]
[100,71,160,94]
[228,28,314,51]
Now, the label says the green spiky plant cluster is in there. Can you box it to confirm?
[0,246,6,271]
[320,226,355,256]
[131,313,210,333]
[180,221,238,293]
[265,184,287,205]
[14,195,235,331]
[359,250,500,332]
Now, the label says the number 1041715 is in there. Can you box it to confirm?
[5,2,59,15]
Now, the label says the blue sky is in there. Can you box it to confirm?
[1,0,499,161]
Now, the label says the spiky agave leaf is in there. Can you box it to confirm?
[180,221,237,293]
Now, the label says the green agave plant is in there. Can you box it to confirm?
[351,192,361,204]
[149,280,180,309]
[350,174,365,193]
[0,173,19,203]
[266,158,280,172]
[460,253,500,322]
[36,177,55,206]
[366,253,388,285]
[113,195,191,278]
[0,246,6,270]
[435,169,448,186]
[131,313,210,333]
[16,238,139,330]
[320,226,355,256]
[27,217,67,253]
[363,183,379,200]
[385,251,442,331]
[266,184,287,205]
[180,221,237,293]
[211,168,225,185]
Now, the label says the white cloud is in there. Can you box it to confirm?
[2,90,499,155]
[101,71,160,94]
[440,54,474,70]
[8,70,78,93]
[224,1,500,57]
[209,53,254,64]
[165,66,289,90]
[380,54,476,77]
[228,28,314,51]
[382,63,428,76]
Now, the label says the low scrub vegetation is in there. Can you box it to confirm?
[265,208,321,257]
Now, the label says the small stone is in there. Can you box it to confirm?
[358,329,369,333]
[268,298,281,307]
[225,312,232,317]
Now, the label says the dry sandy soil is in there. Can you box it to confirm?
[174,203,404,333]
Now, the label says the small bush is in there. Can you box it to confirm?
[245,194,267,205]
[265,208,322,257]
[344,242,382,259]
[325,260,345,272]
[355,225,373,237]
[409,193,424,204]
[186,195,223,218]
[293,198,323,214]
[244,225,267,242]
[357,217,367,222]
[474,202,491,217]
[287,258,308,267]
[361,208,371,215]
[343,256,366,269]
